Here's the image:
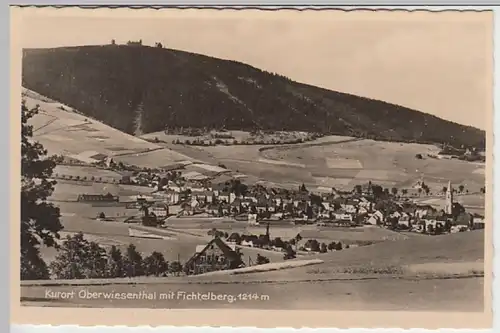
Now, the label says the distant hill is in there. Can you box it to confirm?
[22,45,485,148]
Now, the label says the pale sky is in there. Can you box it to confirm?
[14,8,492,130]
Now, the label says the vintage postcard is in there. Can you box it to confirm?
[10,6,493,329]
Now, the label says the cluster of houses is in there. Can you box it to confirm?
[66,152,485,236]
[65,153,485,235]
[133,177,485,235]
[175,178,487,276]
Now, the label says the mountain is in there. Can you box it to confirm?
[22,45,485,148]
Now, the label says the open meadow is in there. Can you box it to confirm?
[245,230,485,281]
[49,179,155,202]
[53,165,123,183]
[165,219,410,245]
[261,139,485,191]
[112,148,194,168]
[164,136,485,192]
[24,88,192,165]
[26,228,486,311]
[414,193,486,215]
[27,226,486,311]
[40,220,287,267]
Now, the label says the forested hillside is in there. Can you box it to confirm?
[22,45,485,148]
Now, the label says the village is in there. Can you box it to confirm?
[53,152,486,277]
[71,155,485,231]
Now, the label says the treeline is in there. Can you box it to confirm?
[22,45,485,148]
[221,229,354,258]
[171,137,308,146]
[167,130,323,146]
[23,232,184,280]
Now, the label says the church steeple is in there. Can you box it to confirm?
[444,181,453,215]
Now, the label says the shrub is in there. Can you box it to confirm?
[143,251,169,276]
[169,261,183,276]
[107,246,125,278]
[50,232,108,279]
[123,244,144,277]
[320,242,328,253]
[256,254,270,265]
[283,249,296,260]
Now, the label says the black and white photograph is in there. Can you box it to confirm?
[12,6,493,328]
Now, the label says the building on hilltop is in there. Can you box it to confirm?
[126,39,142,46]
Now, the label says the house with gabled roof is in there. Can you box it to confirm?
[167,181,183,193]
[472,216,485,230]
[164,189,180,205]
[415,205,434,219]
[397,212,412,227]
[206,203,230,216]
[419,210,448,232]
[321,202,332,211]
[243,195,258,203]
[192,190,214,204]
[230,199,244,214]
[358,196,373,209]
[218,191,236,204]
[358,206,369,215]
[292,193,311,207]
[151,202,169,218]
[211,182,228,196]
[341,199,358,214]
[366,210,384,225]
[240,198,255,208]
[273,193,288,207]
[184,237,245,275]
[255,197,274,213]
[333,210,353,222]
[455,212,473,228]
